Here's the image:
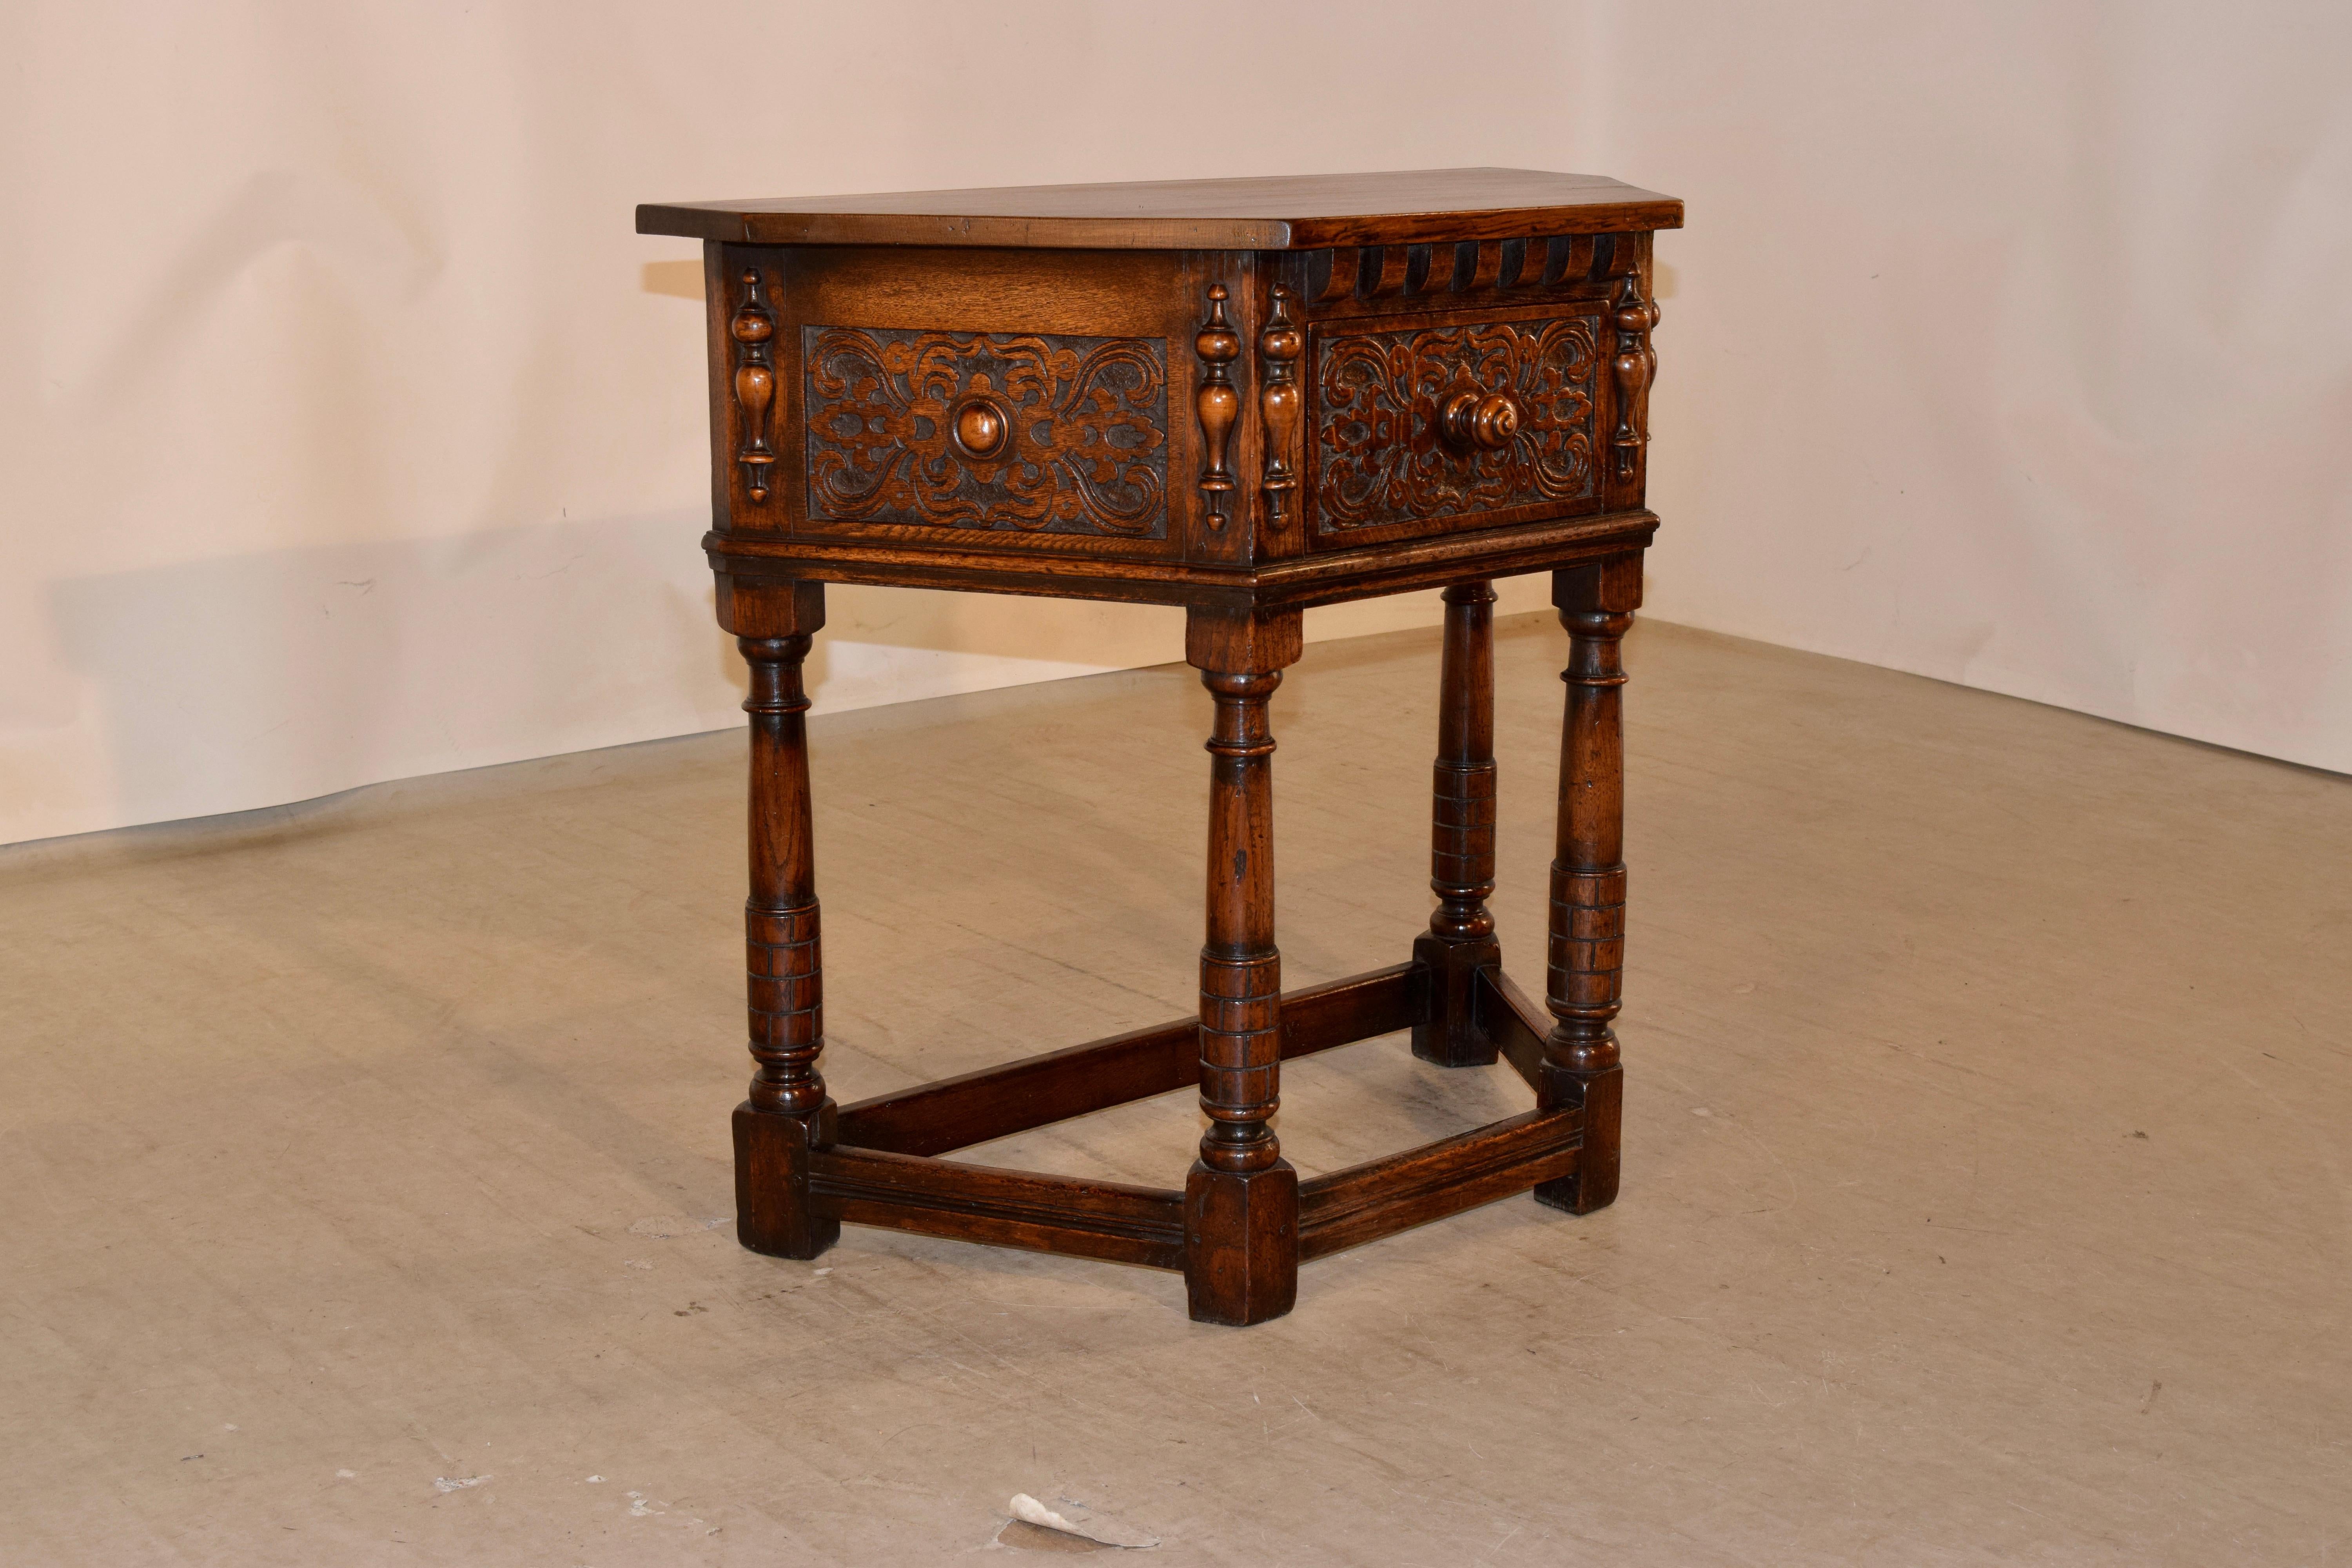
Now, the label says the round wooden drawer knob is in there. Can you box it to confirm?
[1441,390,1521,452]
[952,397,1012,459]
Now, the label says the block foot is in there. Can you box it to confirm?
[733,1100,841,1259]
[1183,1161,1299,1326]
[1534,1065,1621,1214]
[1410,935,1502,1067]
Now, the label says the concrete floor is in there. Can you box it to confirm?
[4,614,2348,1565]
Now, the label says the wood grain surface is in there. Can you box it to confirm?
[640,167,1682,249]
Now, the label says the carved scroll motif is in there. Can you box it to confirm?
[803,327,1168,536]
[1258,287,1302,523]
[1313,314,1600,532]
[1610,270,1661,481]
[1194,285,1241,528]
[730,270,778,503]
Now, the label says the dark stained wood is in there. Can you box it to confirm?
[1474,964,1550,1093]
[704,238,1635,564]
[1303,301,1611,549]
[1182,605,1302,1325]
[1298,231,1615,318]
[706,510,1659,613]
[727,269,777,505]
[649,169,1677,1324]
[733,608,826,1117]
[810,1146,1185,1270]
[733,1100,836,1262]
[1193,284,1242,529]
[802,325,1169,538]
[835,964,1423,1157]
[719,578,838,1259]
[1610,269,1661,483]
[1185,1159,1295,1324]
[744,245,1200,557]
[1256,287,1303,528]
[1413,582,1503,1067]
[1535,556,1641,1216]
[1306,247,1362,303]
[639,168,1682,250]
[1298,1109,1584,1261]
[1600,235,1656,516]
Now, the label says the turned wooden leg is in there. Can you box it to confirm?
[1413,581,1502,1067]
[1535,556,1641,1215]
[1183,607,1303,1326]
[720,578,840,1260]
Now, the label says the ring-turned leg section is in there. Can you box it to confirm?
[722,578,841,1260]
[1535,556,1642,1215]
[1413,581,1502,1067]
[1183,606,1303,1326]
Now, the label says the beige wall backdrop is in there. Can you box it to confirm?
[4,2,2347,846]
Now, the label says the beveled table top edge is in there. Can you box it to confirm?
[637,167,1683,249]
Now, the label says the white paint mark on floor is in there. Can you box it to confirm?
[432,1475,490,1494]
[1007,1494,1160,1549]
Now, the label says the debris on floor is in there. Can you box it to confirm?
[996,1494,1159,1550]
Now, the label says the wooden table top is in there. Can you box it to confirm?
[636,167,1682,250]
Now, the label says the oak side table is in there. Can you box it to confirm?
[636,169,1680,1325]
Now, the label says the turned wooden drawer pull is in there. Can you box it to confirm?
[1440,390,1522,453]
[950,395,1012,461]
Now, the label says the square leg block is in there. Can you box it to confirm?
[1185,1162,1299,1327]
[733,1102,840,1260]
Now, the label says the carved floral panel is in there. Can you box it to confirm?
[802,327,1169,536]
[1312,314,1601,532]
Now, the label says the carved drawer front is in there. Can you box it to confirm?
[1307,309,1608,544]
[802,326,1170,539]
